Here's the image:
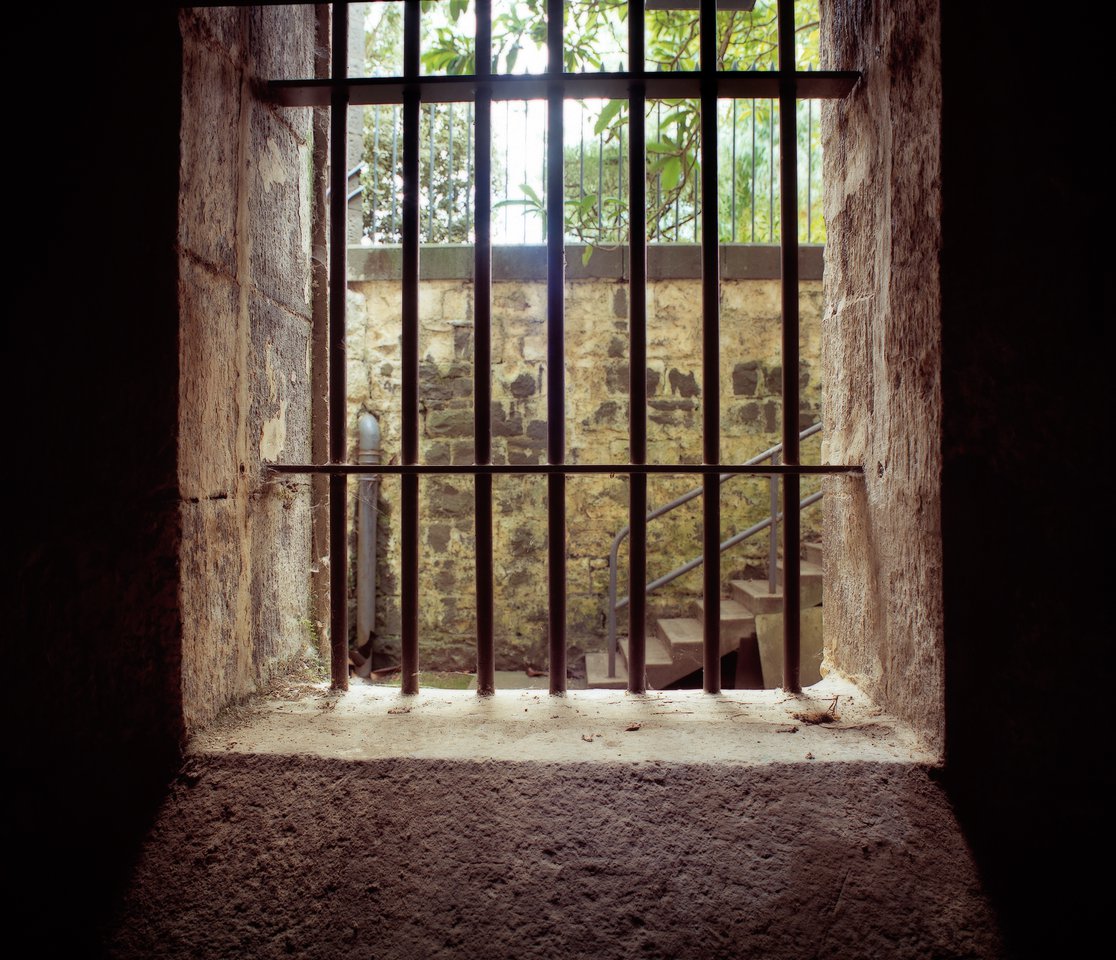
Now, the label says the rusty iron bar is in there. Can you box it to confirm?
[626,0,648,694]
[768,449,779,594]
[328,1,349,691]
[546,0,566,695]
[700,0,721,694]
[474,0,495,695]
[778,0,801,693]
[400,0,421,695]
[269,71,859,107]
[270,462,859,477]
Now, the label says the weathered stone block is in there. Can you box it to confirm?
[525,419,548,441]
[248,4,316,82]
[509,372,537,398]
[249,482,312,674]
[450,441,476,465]
[248,102,312,317]
[668,368,700,398]
[179,260,243,499]
[424,481,473,516]
[427,524,452,552]
[507,436,547,465]
[612,286,628,318]
[606,361,629,393]
[178,38,240,275]
[183,5,244,62]
[732,361,761,396]
[250,298,311,475]
[491,403,524,437]
[426,408,474,438]
[426,442,451,465]
[180,498,246,730]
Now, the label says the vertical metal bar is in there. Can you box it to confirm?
[699,0,720,694]
[475,0,495,695]
[693,150,699,243]
[731,99,737,242]
[579,101,586,206]
[777,0,801,693]
[448,102,455,240]
[310,2,332,677]
[371,106,380,243]
[655,102,662,239]
[465,102,472,241]
[768,97,775,240]
[597,125,604,235]
[617,118,624,244]
[428,103,435,239]
[627,0,647,695]
[504,104,510,237]
[527,102,532,243]
[806,97,813,243]
[768,450,779,594]
[328,2,350,691]
[401,0,421,695]
[391,108,399,237]
[750,98,756,242]
[547,0,567,694]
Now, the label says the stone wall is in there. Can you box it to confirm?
[820,0,944,749]
[346,246,824,670]
[178,6,316,730]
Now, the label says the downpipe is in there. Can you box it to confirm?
[357,413,381,666]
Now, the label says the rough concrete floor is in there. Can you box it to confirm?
[110,678,1002,958]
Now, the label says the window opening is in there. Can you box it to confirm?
[269,0,861,697]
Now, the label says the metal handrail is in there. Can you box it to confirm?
[606,423,823,678]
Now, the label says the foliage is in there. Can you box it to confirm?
[360,0,824,247]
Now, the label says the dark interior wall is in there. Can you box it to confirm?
[7,5,185,955]
[939,4,1110,957]
[6,3,1108,957]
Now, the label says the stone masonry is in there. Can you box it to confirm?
[346,245,823,672]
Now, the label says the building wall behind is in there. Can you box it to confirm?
[178,7,317,730]
[345,254,824,669]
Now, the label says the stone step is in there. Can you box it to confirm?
[775,558,824,588]
[620,633,674,667]
[625,630,700,687]
[584,651,627,689]
[692,598,756,641]
[656,616,736,660]
[804,540,823,565]
[730,578,824,615]
[754,607,825,689]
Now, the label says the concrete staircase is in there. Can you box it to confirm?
[586,541,824,690]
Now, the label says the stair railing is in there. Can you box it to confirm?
[605,423,823,679]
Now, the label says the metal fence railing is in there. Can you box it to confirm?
[358,97,823,247]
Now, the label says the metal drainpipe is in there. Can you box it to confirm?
[357,413,382,655]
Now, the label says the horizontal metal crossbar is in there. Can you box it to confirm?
[269,71,860,107]
[267,463,862,477]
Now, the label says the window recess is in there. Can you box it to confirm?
[268,0,861,696]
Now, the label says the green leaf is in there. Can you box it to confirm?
[520,183,541,205]
[593,99,624,136]
[582,244,594,266]
[661,157,682,192]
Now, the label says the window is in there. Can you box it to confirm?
[270,0,860,696]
